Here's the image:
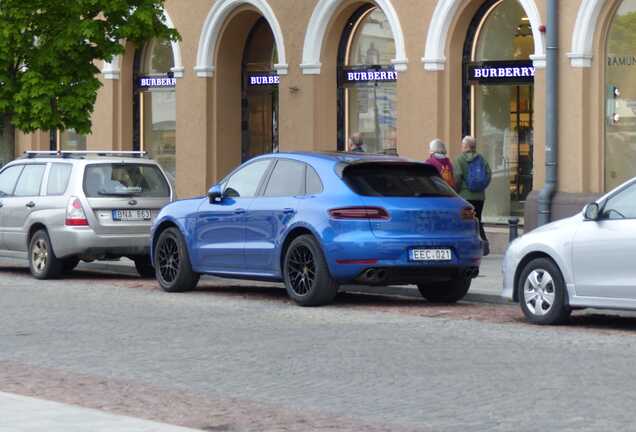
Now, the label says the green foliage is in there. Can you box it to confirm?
[0,0,179,134]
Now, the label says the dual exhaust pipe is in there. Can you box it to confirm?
[357,266,480,285]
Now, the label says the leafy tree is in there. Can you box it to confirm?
[0,0,179,137]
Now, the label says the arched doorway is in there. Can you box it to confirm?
[242,18,279,162]
[337,5,398,154]
[463,0,535,223]
[605,0,636,191]
[133,39,177,181]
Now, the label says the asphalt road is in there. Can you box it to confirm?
[2,260,636,431]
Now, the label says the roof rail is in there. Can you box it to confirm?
[24,150,148,159]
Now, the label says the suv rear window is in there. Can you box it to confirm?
[84,164,170,198]
[343,163,456,197]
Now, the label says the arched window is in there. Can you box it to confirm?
[463,0,534,223]
[605,0,636,191]
[133,39,177,181]
[242,19,279,162]
[338,6,397,154]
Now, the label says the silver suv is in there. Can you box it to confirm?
[0,151,173,279]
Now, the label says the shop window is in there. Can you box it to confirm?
[242,19,279,163]
[463,0,534,223]
[605,0,636,191]
[133,39,177,183]
[338,6,397,154]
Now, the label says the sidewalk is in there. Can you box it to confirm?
[0,392,198,432]
[77,255,506,304]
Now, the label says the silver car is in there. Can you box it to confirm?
[503,177,636,325]
[0,152,173,279]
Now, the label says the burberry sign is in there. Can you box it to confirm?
[467,61,535,84]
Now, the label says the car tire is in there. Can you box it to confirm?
[154,227,199,292]
[62,258,80,274]
[133,256,155,278]
[417,277,471,303]
[518,257,571,325]
[283,235,338,306]
[29,230,63,280]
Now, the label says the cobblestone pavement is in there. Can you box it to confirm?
[2,259,636,431]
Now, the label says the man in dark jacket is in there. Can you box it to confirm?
[454,136,492,256]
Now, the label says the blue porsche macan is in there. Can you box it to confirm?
[150,152,483,306]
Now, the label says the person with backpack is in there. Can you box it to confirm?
[425,139,455,187]
[454,135,492,256]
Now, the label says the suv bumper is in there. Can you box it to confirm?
[49,226,150,259]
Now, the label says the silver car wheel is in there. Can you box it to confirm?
[523,269,555,316]
[31,239,48,273]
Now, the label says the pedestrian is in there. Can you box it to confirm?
[454,135,492,256]
[425,139,455,187]
[349,133,365,152]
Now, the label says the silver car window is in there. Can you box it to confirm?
[0,165,24,197]
[14,165,46,197]
[603,182,636,219]
[47,163,73,196]
[84,164,170,198]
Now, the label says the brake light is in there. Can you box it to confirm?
[461,206,476,220]
[65,197,89,226]
[329,207,390,220]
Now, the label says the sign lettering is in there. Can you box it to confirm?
[247,73,280,87]
[342,68,398,84]
[137,76,177,89]
[467,60,535,84]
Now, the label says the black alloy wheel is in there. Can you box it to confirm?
[155,228,199,292]
[283,235,338,306]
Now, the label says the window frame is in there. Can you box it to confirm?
[46,163,74,196]
[222,158,274,199]
[13,163,47,198]
[262,159,308,198]
[0,164,25,198]
[599,179,636,220]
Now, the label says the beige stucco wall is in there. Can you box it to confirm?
[14,0,623,207]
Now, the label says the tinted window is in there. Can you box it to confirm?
[343,163,456,197]
[0,165,23,197]
[224,159,271,198]
[603,182,636,219]
[47,164,73,195]
[14,165,46,197]
[306,166,323,195]
[264,160,306,197]
[84,164,170,198]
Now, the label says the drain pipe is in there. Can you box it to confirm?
[537,0,558,226]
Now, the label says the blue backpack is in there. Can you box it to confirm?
[465,155,490,192]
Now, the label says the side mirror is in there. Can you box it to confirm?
[208,185,223,204]
[583,202,600,221]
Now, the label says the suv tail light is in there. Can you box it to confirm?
[329,207,390,220]
[461,206,476,220]
[65,197,89,226]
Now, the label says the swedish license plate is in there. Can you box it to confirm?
[409,248,452,262]
[112,209,151,222]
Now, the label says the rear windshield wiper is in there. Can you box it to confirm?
[98,190,139,197]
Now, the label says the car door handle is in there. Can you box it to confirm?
[283,208,295,214]
[26,201,36,208]
[234,208,247,215]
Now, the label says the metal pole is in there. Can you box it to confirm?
[538,0,558,226]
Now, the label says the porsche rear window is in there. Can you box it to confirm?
[343,163,456,197]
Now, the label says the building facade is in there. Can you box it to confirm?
[5,0,636,230]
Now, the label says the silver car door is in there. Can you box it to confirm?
[572,181,636,299]
[0,165,25,250]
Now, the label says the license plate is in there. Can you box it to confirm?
[409,248,452,262]
[112,209,151,222]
